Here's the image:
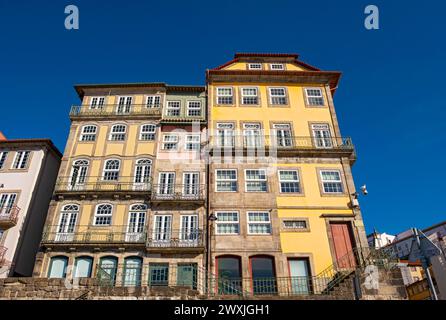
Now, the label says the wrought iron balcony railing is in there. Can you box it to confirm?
[151,184,206,202]
[70,104,162,119]
[54,176,151,193]
[0,205,20,229]
[41,225,147,245]
[146,229,204,249]
[209,135,354,152]
[41,225,204,249]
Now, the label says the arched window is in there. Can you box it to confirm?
[126,204,147,242]
[134,159,151,185]
[216,256,242,294]
[123,257,143,287]
[140,124,156,141]
[103,159,120,181]
[74,256,93,278]
[80,125,97,142]
[109,124,127,141]
[99,256,118,285]
[250,255,277,295]
[55,204,79,242]
[94,204,113,226]
[48,256,68,278]
[69,159,89,187]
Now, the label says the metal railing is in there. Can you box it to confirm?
[151,184,206,202]
[42,225,147,245]
[41,225,204,248]
[54,176,151,193]
[0,205,20,228]
[70,104,162,118]
[209,135,354,151]
[146,229,204,248]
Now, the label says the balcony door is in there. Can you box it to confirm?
[126,204,147,242]
[69,160,89,190]
[134,159,151,190]
[288,258,311,295]
[183,172,199,197]
[312,124,333,148]
[158,172,175,196]
[117,96,132,114]
[153,215,172,245]
[55,205,79,242]
[180,215,198,245]
[273,124,293,147]
[0,193,17,216]
[243,123,262,148]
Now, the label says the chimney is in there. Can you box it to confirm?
[0,131,6,141]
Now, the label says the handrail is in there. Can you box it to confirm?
[0,205,20,226]
[70,104,162,117]
[55,176,152,192]
[151,184,206,201]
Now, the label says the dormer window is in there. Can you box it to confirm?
[248,63,262,70]
[270,63,284,70]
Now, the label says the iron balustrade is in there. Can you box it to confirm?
[151,184,206,202]
[41,225,204,248]
[54,176,152,193]
[209,135,354,151]
[146,229,204,248]
[70,104,162,118]
[0,205,20,229]
[41,225,147,245]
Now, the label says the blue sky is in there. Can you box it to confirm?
[0,1,444,235]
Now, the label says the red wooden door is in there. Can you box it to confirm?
[330,222,356,269]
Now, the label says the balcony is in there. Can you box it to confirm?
[41,226,204,251]
[0,206,20,229]
[69,104,162,120]
[209,136,355,159]
[151,184,206,203]
[54,176,151,198]
[146,229,205,252]
[41,225,147,247]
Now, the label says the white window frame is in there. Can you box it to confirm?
[320,170,344,194]
[166,101,181,117]
[247,211,272,235]
[241,87,259,105]
[102,159,120,181]
[109,124,127,141]
[244,169,268,192]
[116,96,133,113]
[270,63,284,70]
[158,172,175,195]
[269,87,287,105]
[305,88,325,106]
[69,159,89,187]
[248,63,262,70]
[216,87,233,105]
[215,212,240,235]
[162,134,179,150]
[139,124,156,141]
[278,170,301,193]
[186,101,202,117]
[243,123,262,148]
[94,203,113,226]
[183,172,200,196]
[185,134,200,151]
[282,220,308,230]
[12,151,30,169]
[90,97,105,109]
[80,125,98,142]
[215,169,238,192]
[0,151,8,169]
[312,124,333,148]
[146,95,161,108]
[216,123,235,147]
[273,123,293,147]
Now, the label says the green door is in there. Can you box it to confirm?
[177,264,197,289]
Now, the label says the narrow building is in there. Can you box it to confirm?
[206,53,369,295]
[0,137,61,277]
